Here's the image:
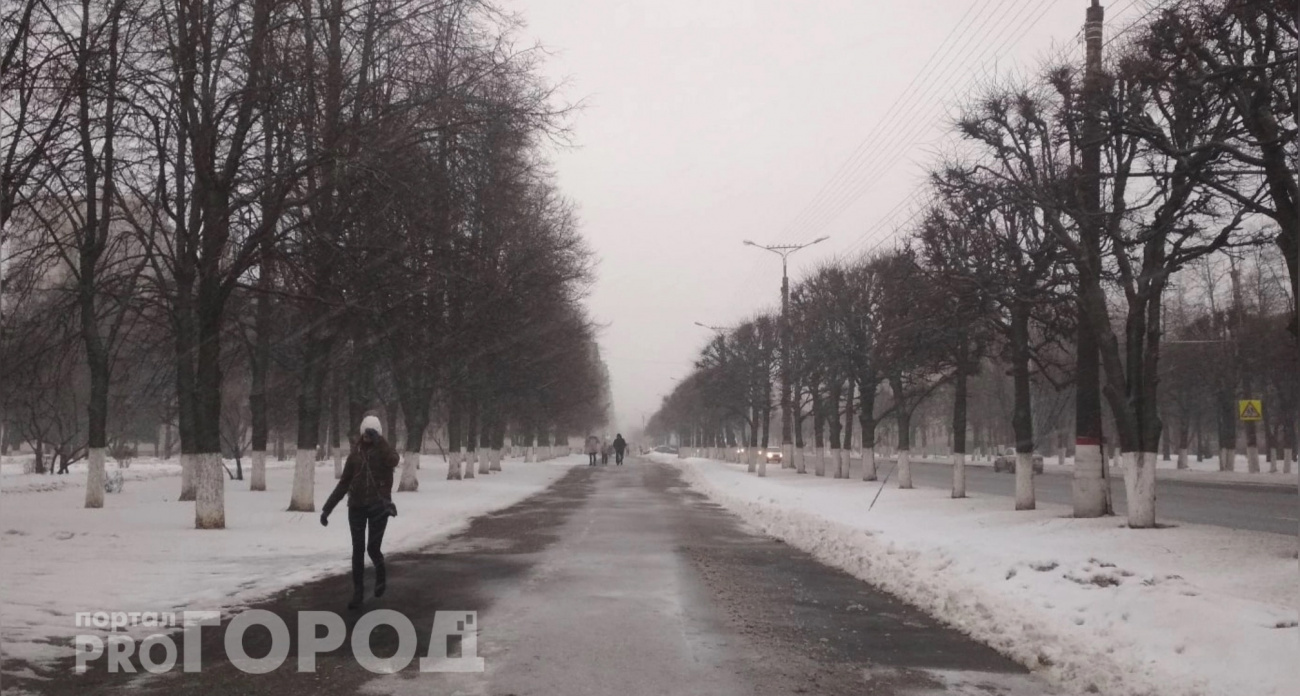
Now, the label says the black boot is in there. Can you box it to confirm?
[375,562,387,598]
[349,564,365,609]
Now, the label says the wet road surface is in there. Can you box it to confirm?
[9,459,1057,695]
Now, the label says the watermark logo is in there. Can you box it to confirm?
[74,609,484,674]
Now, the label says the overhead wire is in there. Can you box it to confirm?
[772,0,1003,241]
[724,0,1051,310]
[824,0,1067,262]
[840,0,1171,270]
[774,0,1039,246]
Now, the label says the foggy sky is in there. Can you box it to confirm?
[519,0,1152,434]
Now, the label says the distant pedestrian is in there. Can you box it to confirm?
[585,435,599,466]
[613,434,627,465]
[600,437,611,465]
[321,415,399,609]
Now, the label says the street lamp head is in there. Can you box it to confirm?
[811,236,829,245]
[742,240,758,247]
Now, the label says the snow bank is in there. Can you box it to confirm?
[658,454,1299,696]
[893,452,1298,488]
[0,455,580,667]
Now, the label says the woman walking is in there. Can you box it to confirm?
[321,415,399,609]
[585,435,599,466]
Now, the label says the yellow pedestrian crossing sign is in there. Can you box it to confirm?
[1238,400,1263,421]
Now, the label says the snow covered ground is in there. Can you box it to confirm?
[881,451,1298,488]
[657,454,1300,696]
[0,454,581,668]
[1,455,193,494]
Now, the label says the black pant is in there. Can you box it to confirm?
[348,506,388,592]
[615,450,625,464]
[588,453,597,466]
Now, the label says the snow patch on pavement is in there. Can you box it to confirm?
[660,454,1299,696]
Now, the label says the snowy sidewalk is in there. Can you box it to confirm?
[658,454,1300,696]
[0,455,581,668]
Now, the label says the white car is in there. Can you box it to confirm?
[993,454,1044,474]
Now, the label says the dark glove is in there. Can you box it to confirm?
[320,511,329,527]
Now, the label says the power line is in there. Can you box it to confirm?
[776,0,1061,248]
[820,0,1065,261]
[777,0,1040,246]
[773,0,998,241]
[723,0,1046,309]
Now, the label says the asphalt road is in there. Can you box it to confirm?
[10,460,1058,696]
[841,456,1298,536]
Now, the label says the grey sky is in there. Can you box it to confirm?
[520,1,1151,433]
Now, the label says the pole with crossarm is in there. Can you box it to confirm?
[742,236,828,477]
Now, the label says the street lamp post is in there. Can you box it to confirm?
[743,236,829,478]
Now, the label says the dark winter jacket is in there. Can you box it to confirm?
[613,436,627,453]
[323,436,399,514]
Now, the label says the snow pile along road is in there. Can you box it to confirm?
[0,455,580,667]
[658,454,1299,696]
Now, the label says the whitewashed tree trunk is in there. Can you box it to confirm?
[829,448,842,479]
[333,447,343,479]
[897,450,912,488]
[862,447,877,481]
[814,447,825,476]
[179,453,197,501]
[796,446,808,474]
[464,450,476,479]
[478,449,490,475]
[1268,448,1278,474]
[1073,443,1106,517]
[195,452,225,529]
[1057,448,1065,467]
[490,448,502,471]
[288,449,315,511]
[399,450,420,491]
[952,452,966,498]
[447,449,462,480]
[1284,448,1293,475]
[84,447,106,508]
[527,445,536,463]
[1176,446,1188,470]
[1247,445,1260,473]
[839,449,850,478]
[250,450,267,491]
[1123,451,1157,528]
[746,448,757,473]
[1015,452,1035,510]
[1220,448,1235,472]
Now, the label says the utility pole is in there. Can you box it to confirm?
[1229,261,1259,472]
[1073,0,1109,517]
[744,236,828,477]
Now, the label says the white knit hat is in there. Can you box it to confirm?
[360,415,382,437]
